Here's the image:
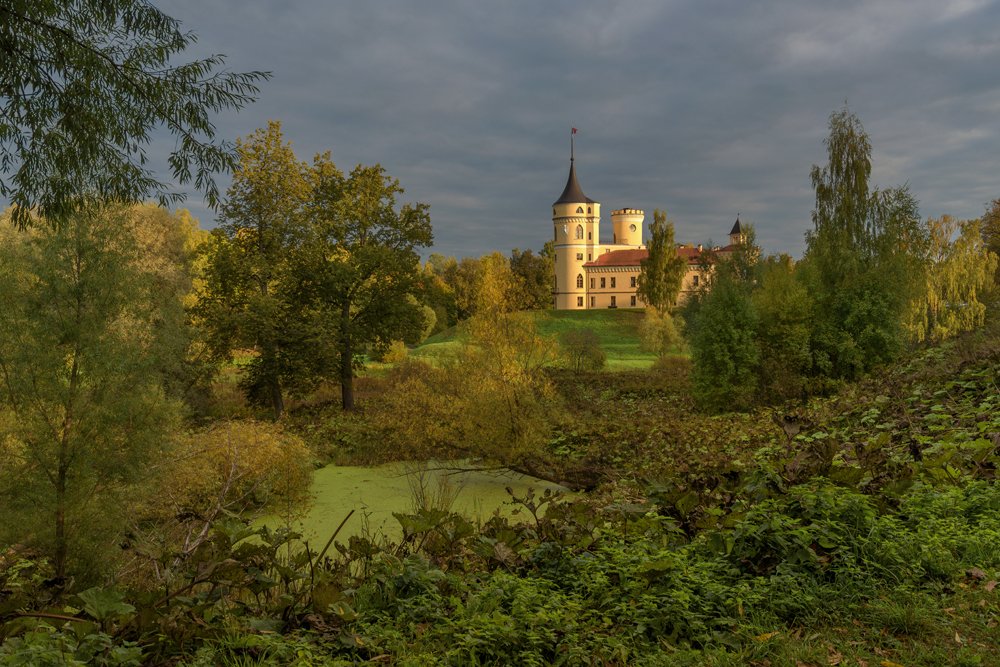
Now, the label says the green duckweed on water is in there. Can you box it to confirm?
[266,461,570,544]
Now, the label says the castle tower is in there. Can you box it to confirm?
[611,208,644,247]
[552,156,599,309]
[729,216,745,246]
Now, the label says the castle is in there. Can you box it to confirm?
[551,153,745,310]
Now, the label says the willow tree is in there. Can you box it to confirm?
[908,215,998,343]
[0,205,181,581]
[0,1,268,228]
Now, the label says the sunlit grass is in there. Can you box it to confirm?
[413,309,668,371]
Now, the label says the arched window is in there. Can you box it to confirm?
[575,225,584,240]
[576,206,584,214]
[576,274,584,289]
[587,207,592,214]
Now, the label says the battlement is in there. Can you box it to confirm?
[611,208,644,217]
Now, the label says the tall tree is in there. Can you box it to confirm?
[803,107,927,378]
[196,121,316,419]
[0,205,181,580]
[306,162,432,410]
[637,209,688,312]
[0,1,268,228]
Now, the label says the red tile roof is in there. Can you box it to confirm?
[583,246,713,268]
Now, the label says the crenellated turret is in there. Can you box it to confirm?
[611,208,644,247]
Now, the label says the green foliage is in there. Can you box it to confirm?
[804,107,928,378]
[752,255,813,401]
[0,1,268,228]
[637,209,688,312]
[0,625,143,666]
[196,121,322,419]
[0,205,182,580]
[303,161,433,409]
[638,307,684,358]
[687,269,760,412]
[509,247,554,310]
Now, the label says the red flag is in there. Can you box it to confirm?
[571,127,577,134]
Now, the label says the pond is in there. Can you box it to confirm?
[266,461,571,545]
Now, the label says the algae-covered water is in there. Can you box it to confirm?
[268,462,569,545]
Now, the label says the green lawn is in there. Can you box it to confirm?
[413,308,661,371]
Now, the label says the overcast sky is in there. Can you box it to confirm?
[156,0,1000,259]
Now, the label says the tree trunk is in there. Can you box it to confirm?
[340,303,354,410]
[270,379,285,420]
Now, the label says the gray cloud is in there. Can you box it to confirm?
[145,1,1000,257]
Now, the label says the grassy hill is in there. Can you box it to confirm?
[413,308,660,370]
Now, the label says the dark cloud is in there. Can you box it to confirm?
[127,1,1000,256]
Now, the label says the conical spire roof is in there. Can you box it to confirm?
[729,217,743,236]
[553,159,595,205]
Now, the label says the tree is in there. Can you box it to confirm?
[0,1,268,228]
[638,307,684,358]
[908,215,998,343]
[128,203,213,413]
[637,209,687,312]
[983,199,1000,286]
[509,247,554,310]
[0,205,182,581]
[687,269,760,412]
[196,121,318,419]
[560,328,606,371]
[752,255,813,401]
[305,162,432,410]
[803,107,928,378]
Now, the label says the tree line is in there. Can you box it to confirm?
[675,108,999,412]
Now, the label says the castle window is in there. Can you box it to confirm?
[613,234,617,243]
[610,296,617,308]
[629,224,637,232]
[587,232,592,240]
[587,207,592,214]
[630,295,636,307]
[610,277,616,288]
[576,274,583,288]
[590,278,594,289]
[576,206,584,214]
[693,275,700,287]
[587,253,591,261]
[590,296,595,307]
[575,225,584,240]
[630,276,636,288]
[576,253,583,261]
[577,296,583,307]
[553,208,556,216]
[600,277,606,288]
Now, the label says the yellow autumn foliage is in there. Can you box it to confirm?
[156,420,314,520]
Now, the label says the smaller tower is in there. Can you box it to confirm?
[611,208,644,247]
[729,216,745,246]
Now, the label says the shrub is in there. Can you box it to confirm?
[560,328,606,371]
[151,420,314,522]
